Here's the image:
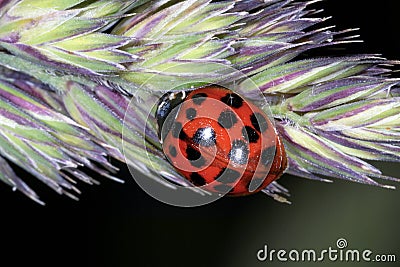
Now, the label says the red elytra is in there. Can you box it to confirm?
[157,86,287,196]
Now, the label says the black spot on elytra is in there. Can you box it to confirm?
[215,168,241,183]
[170,120,188,140]
[185,108,197,120]
[213,184,233,193]
[218,110,238,129]
[192,127,216,147]
[220,93,243,108]
[171,122,182,138]
[179,130,189,140]
[261,146,275,166]
[242,126,259,143]
[169,145,177,157]
[186,146,206,167]
[250,112,268,133]
[190,173,206,186]
[228,139,249,165]
[191,93,207,105]
[247,177,265,192]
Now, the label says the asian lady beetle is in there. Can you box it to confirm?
[156,85,287,196]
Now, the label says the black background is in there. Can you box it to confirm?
[1,1,399,267]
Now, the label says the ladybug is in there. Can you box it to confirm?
[156,85,287,196]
